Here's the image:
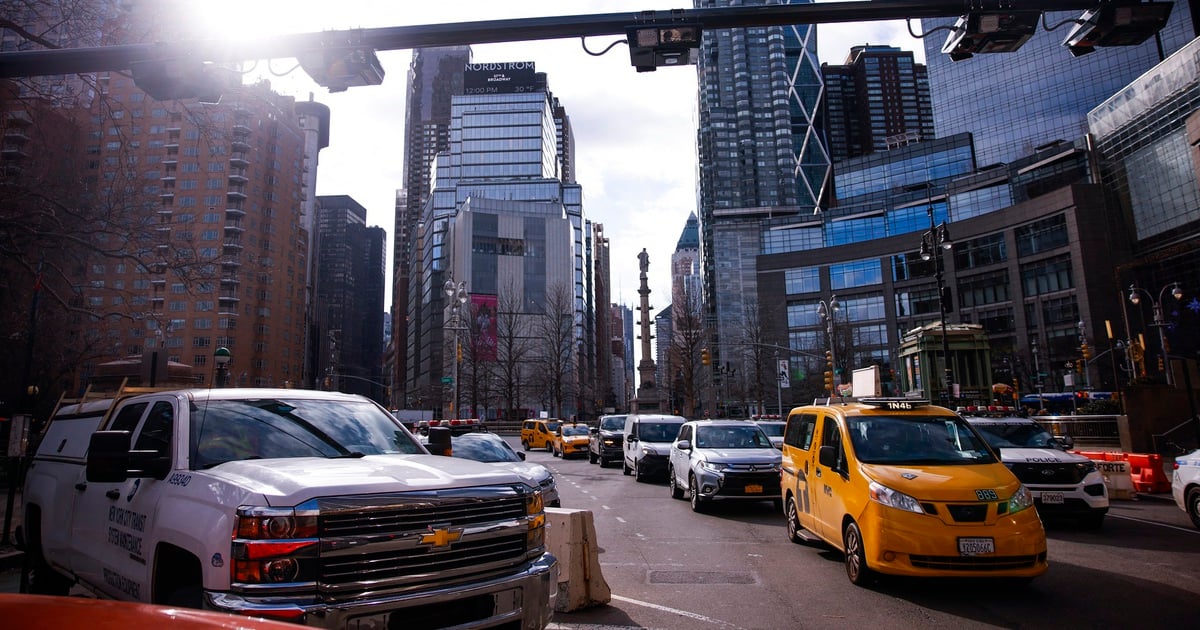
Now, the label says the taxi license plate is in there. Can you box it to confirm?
[744,484,763,494]
[958,537,995,556]
[1040,492,1064,504]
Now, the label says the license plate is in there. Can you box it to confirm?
[745,484,763,494]
[1040,492,1064,504]
[958,537,995,556]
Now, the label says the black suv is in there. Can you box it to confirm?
[588,414,626,466]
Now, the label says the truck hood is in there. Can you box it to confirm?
[701,449,781,466]
[203,454,531,505]
[996,447,1086,465]
[861,462,1021,502]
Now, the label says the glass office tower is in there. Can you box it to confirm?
[695,0,830,371]
[922,7,1197,167]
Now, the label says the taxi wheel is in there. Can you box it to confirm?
[669,467,685,500]
[1187,488,1200,529]
[522,440,530,452]
[785,496,806,544]
[689,475,708,512]
[843,521,874,586]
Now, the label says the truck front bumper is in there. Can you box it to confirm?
[206,552,558,629]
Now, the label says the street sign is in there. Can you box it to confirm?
[777,359,790,388]
[441,376,454,384]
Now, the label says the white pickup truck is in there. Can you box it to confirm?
[20,387,557,628]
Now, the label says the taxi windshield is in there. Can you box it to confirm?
[561,424,589,436]
[848,415,996,465]
[972,421,1057,449]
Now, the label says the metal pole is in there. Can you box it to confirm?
[1153,302,1173,386]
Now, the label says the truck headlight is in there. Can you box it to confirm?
[868,481,924,514]
[526,489,546,553]
[1007,485,1035,514]
[233,506,319,585]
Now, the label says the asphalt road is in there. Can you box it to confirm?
[3,439,1197,629]
[528,438,1200,630]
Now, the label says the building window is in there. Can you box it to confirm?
[1014,214,1068,257]
[830,258,882,290]
[1020,254,1073,297]
[784,267,820,295]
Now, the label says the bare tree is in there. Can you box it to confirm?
[669,284,707,417]
[532,284,576,419]
[491,280,533,422]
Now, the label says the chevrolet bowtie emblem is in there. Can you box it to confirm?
[420,527,464,549]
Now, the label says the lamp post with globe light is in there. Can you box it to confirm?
[214,346,231,388]
[1128,282,1183,385]
[444,279,469,420]
[920,213,954,406]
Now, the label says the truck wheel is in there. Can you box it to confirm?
[156,546,203,608]
[843,520,875,586]
[589,449,598,464]
[1187,487,1200,529]
[24,513,71,596]
[623,459,632,476]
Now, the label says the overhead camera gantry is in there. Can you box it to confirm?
[0,1,1176,101]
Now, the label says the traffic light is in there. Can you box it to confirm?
[1075,360,1083,375]
[1080,341,1091,361]
[823,370,834,392]
[1158,355,1165,372]
[701,348,711,366]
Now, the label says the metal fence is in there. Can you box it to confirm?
[1032,415,1123,449]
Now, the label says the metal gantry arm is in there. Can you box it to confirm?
[0,1,1131,79]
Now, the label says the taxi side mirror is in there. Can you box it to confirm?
[818,444,839,470]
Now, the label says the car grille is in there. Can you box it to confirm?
[909,552,1045,571]
[314,486,532,601]
[719,471,781,496]
[946,503,990,522]
[1007,462,1085,484]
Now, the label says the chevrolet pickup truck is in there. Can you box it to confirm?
[20,387,557,628]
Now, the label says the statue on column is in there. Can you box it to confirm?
[638,248,649,278]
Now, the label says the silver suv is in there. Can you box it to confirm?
[667,420,782,512]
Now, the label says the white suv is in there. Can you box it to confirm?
[667,420,782,512]
[963,411,1109,528]
[1172,448,1200,529]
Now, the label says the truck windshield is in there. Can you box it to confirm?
[600,416,625,430]
[847,415,997,465]
[190,398,425,469]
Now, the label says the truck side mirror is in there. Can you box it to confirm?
[86,431,133,483]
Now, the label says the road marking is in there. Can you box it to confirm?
[615,516,626,523]
[601,504,610,510]
[1109,512,1199,534]
[609,594,744,629]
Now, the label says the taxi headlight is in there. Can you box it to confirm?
[867,480,924,514]
[1007,485,1035,514]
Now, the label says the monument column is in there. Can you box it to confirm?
[633,248,660,412]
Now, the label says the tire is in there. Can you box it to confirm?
[164,584,203,608]
[522,440,530,452]
[786,496,805,543]
[589,449,598,464]
[23,513,71,596]
[843,520,874,586]
[623,459,632,476]
[669,466,685,499]
[1187,487,1200,529]
[689,475,707,512]
[634,460,647,483]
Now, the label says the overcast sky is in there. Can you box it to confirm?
[189,0,923,331]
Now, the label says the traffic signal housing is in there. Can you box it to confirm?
[701,348,711,366]
[1081,341,1091,361]
[823,370,834,392]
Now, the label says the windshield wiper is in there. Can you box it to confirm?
[329,451,366,459]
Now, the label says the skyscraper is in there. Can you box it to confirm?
[315,195,387,403]
[406,61,593,420]
[921,7,1197,167]
[822,44,933,164]
[393,46,471,409]
[695,0,830,372]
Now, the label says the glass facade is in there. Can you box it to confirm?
[921,8,1196,168]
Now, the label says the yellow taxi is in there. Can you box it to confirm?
[780,397,1047,585]
[521,418,561,451]
[551,422,591,459]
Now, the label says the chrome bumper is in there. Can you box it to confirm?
[206,552,558,629]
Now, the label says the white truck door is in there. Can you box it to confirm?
[70,398,176,602]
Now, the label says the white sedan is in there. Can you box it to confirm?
[1172,448,1200,529]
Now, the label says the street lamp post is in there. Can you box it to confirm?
[817,295,840,386]
[1128,282,1183,385]
[920,211,954,405]
[444,279,469,420]
[214,346,231,388]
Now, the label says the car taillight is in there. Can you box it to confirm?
[233,506,319,585]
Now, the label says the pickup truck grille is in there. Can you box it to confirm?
[313,485,533,599]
